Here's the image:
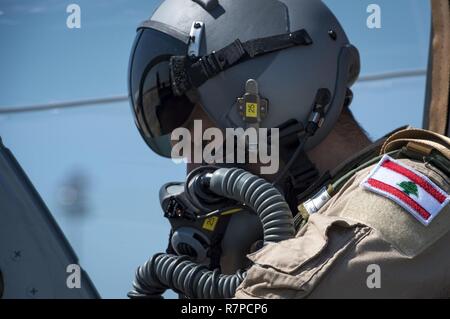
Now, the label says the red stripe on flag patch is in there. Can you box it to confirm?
[367,178,431,220]
[382,159,447,204]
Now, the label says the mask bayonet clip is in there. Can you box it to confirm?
[237,79,269,151]
[237,79,269,125]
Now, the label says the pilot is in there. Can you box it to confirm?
[128,0,450,298]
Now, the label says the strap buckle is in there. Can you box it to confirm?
[188,21,205,59]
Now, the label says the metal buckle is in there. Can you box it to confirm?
[188,21,204,59]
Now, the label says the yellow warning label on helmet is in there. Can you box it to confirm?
[202,216,219,231]
[245,103,258,118]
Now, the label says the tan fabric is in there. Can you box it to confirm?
[426,0,450,135]
[235,130,450,299]
[381,128,450,160]
[325,159,450,258]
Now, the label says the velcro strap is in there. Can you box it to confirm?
[172,29,312,95]
[170,56,192,96]
[243,29,312,57]
[187,40,246,88]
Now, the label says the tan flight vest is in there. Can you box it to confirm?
[235,128,450,299]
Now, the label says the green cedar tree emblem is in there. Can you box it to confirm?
[398,181,419,198]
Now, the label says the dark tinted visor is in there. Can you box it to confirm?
[129,25,195,158]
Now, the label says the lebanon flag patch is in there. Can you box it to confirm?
[361,155,450,226]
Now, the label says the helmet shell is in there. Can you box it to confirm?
[136,0,360,150]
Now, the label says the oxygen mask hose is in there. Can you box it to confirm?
[128,167,295,299]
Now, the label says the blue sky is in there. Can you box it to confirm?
[0,0,431,298]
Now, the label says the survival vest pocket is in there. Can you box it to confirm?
[238,215,371,299]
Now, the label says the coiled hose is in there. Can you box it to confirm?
[128,168,295,299]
